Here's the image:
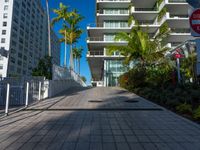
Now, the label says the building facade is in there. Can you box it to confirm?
[0,0,60,78]
[87,0,194,87]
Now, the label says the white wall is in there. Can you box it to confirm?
[0,0,14,77]
[42,79,83,98]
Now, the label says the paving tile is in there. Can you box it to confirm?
[90,142,103,150]
[129,143,144,150]
[116,142,130,150]
[0,87,200,150]
[61,142,76,150]
[103,143,116,150]
[75,142,90,150]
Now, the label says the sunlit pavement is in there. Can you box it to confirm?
[0,87,200,150]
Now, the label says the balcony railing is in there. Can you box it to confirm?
[88,23,129,28]
[134,8,157,11]
[171,28,191,33]
[97,9,129,15]
[168,0,187,3]
[87,37,127,42]
[169,14,189,18]
[88,51,104,56]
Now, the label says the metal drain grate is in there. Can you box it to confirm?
[124,100,139,103]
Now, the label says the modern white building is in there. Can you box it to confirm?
[87,0,194,87]
[0,0,60,78]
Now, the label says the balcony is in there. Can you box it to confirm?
[97,9,129,15]
[87,23,129,28]
[168,0,187,3]
[171,28,191,34]
[97,0,131,9]
[88,51,104,56]
[87,37,127,49]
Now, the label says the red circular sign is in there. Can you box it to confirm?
[190,9,200,34]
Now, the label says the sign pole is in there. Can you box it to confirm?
[177,58,181,83]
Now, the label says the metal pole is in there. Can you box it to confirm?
[177,58,181,83]
[5,84,10,116]
[46,0,51,57]
[39,82,42,100]
[25,82,29,107]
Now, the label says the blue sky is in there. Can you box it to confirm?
[42,0,95,85]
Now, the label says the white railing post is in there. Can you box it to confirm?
[25,82,29,107]
[5,83,10,116]
[38,81,41,100]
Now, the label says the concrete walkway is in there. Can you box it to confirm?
[0,87,200,150]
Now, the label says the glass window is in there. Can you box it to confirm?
[3,22,7,27]
[2,30,6,35]
[1,38,6,43]
[3,13,8,19]
[4,5,8,10]
[0,65,3,69]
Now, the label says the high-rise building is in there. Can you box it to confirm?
[0,0,60,78]
[87,0,194,87]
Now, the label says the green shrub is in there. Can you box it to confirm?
[193,106,200,120]
[176,103,192,114]
[119,67,146,89]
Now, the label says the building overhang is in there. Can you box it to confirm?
[87,55,125,81]
[132,0,157,8]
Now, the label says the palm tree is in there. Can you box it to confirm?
[107,25,170,67]
[46,0,51,57]
[51,3,69,67]
[73,47,83,74]
[59,9,84,70]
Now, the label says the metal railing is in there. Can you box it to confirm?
[0,77,44,116]
[87,37,127,42]
[88,51,104,56]
[170,14,189,18]
[97,9,129,15]
[88,23,129,28]
[135,8,157,11]
[170,28,191,33]
[168,0,187,2]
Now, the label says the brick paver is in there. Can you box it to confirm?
[0,87,200,150]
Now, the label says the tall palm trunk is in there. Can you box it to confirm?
[64,29,67,67]
[46,0,51,57]
[78,58,80,75]
[69,44,74,71]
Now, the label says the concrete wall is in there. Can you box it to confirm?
[42,79,83,98]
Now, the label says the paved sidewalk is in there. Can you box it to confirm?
[0,87,200,150]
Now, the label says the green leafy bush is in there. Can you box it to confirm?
[193,106,200,120]
[176,103,192,114]
[119,67,146,89]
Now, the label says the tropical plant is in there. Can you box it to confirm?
[193,106,200,120]
[32,56,52,80]
[59,9,84,70]
[81,76,87,82]
[181,52,197,83]
[176,103,192,114]
[51,3,69,67]
[107,24,170,67]
[73,47,83,74]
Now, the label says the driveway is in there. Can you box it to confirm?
[0,87,200,150]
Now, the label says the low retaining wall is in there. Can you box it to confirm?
[42,79,82,98]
